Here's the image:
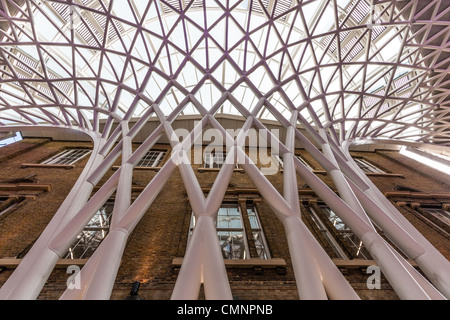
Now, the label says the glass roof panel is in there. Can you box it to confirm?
[0,0,447,144]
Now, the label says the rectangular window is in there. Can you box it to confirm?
[319,205,371,259]
[0,198,19,218]
[354,158,385,174]
[297,155,314,171]
[189,202,270,260]
[41,149,91,165]
[63,201,114,259]
[137,150,166,167]
[204,150,238,169]
[307,206,349,259]
[274,154,314,171]
[0,132,22,148]
[246,204,270,259]
[217,204,248,259]
[422,208,450,227]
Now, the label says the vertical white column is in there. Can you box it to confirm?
[283,215,328,299]
[59,120,178,299]
[0,133,107,300]
[197,216,233,300]
[339,142,450,299]
[281,114,328,299]
[292,152,432,299]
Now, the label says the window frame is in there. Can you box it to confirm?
[413,204,450,235]
[354,157,386,174]
[136,150,166,168]
[246,203,271,260]
[304,203,372,260]
[274,154,317,172]
[421,207,450,228]
[318,204,372,260]
[41,148,92,166]
[63,201,114,259]
[188,201,271,260]
[203,150,239,169]
[0,198,20,219]
[307,205,349,259]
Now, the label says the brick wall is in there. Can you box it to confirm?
[0,139,448,300]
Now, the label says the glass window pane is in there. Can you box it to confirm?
[307,207,348,259]
[137,150,166,167]
[342,232,371,259]
[64,202,113,259]
[42,149,91,165]
[218,231,246,259]
[322,207,351,231]
[217,215,242,228]
[355,158,385,174]
[424,208,450,227]
[252,231,268,259]
[248,215,259,229]
[226,206,240,216]
[247,206,261,229]
[204,150,228,168]
[188,203,269,260]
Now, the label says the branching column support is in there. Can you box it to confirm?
[0,130,112,300]
[338,140,450,299]
[57,107,181,299]
[215,113,358,300]
[295,107,447,299]
[171,113,243,300]
[282,111,327,299]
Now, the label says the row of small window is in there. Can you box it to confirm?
[205,152,386,174]
[62,201,271,260]
[63,202,450,261]
[61,201,376,261]
[3,195,448,260]
[40,148,386,174]
[37,148,166,167]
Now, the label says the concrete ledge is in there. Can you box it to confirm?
[365,173,405,178]
[172,257,286,269]
[21,163,75,170]
[332,259,418,268]
[0,258,88,269]
[112,166,161,171]
[171,258,418,269]
[197,168,245,173]
[1,258,418,271]
[384,191,450,199]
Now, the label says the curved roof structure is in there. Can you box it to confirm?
[0,0,449,146]
[0,0,449,301]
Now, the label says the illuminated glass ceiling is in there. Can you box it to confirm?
[0,0,449,145]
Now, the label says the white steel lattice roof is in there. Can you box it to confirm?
[0,0,449,145]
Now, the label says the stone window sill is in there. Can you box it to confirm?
[21,163,75,170]
[172,257,286,271]
[0,258,88,269]
[197,168,244,173]
[112,166,161,171]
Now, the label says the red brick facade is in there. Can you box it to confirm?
[0,138,448,300]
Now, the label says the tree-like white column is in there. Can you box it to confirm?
[0,0,449,300]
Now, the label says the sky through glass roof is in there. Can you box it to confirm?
[0,0,449,145]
